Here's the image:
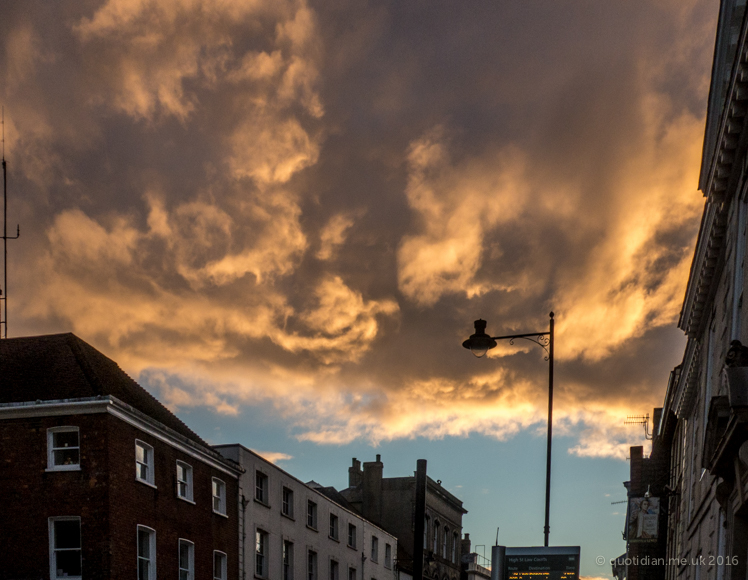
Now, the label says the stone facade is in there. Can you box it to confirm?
[656,1,748,579]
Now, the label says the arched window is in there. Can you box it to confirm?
[424,515,430,550]
[442,527,449,558]
[452,532,459,563]
[433,521,439,553]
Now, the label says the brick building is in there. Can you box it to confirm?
[215,444,397,580]
[616,408,673,580]
[0,333,242,580]
[338,456,467,580]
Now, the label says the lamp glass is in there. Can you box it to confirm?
[471,346,489,358]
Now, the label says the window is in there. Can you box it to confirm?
[433,521,439,553]
[330,559,339,580]
[308,550,318,580]
[214,551,227,580]
[347,523,356,549]
[255,530,268,577]
[442,527,448,558]
[213,478,227,515]
[137,526,156,580]
[135,440,155,486]
[179,540,194,580]
[307,500,317,529]
[283,540,294,580]
[176,461,193,501]
[348,567,356,580]
[49,517,81,580]
[452,532,458,563]
[282,486,294,517]
[424,515,429,550]
[256,471,269,504]
[48,427,80,470]
[385,544,392,569]
[329,514,339,539]
[371,536,378,562]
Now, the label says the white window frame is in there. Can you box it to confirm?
[47,427,81,471]
[255,529,268,578]
[283,540,294,580]
[329,513,338,540]
[214,550,227,580]
[256,470,269,504]
[213,477,227,516]
[307,500,317,529]
[135,440,155,487]
[135,525,156,580]
[308,550,318,580]
[176,461,194,502]
[49,516,82,580]
[179,539,195,580]
[282,486,294,517]
[347,523,356,549]
[137,525,157,580]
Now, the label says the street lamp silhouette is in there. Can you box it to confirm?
[462,312,555,547]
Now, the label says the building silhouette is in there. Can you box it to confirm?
[337,456,466,580]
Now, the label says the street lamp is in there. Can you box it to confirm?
[462,312,555,547]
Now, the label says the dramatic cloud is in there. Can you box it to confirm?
[1,0,715,459]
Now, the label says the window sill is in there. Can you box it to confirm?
[347,544,357,551]
[281,512,295,521]
[46,465,81,472]
[328,535,340,543]
[178,495,196,505]
[213,509,229,519]
[254,498,271,508]
[136,478,157,489]
[306,525,318,533]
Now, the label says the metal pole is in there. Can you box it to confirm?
[2,155,6,339]
[413,459,427,580]
[543,312,554,547]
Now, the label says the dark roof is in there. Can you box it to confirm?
[0,333,206,446]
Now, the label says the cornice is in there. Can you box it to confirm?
[0,395,242,477]
[682,6,748,337]
[675,340,701,419]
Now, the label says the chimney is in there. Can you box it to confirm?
[461,533,471,560]
[362,455,384,525]
[349,458,363,488]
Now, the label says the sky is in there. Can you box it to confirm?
[1,0,719,577]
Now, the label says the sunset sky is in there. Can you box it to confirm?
[1,0,718,576]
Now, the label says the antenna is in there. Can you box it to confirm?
[624,413,652,440]
[1,107,21,339]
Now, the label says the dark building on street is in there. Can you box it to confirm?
[337,455,467,580]
[0,333,242,580]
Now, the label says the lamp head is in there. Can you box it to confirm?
[462,319,497,358]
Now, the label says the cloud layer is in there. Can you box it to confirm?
[1,0,715,459]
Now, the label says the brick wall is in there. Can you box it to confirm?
[0,411,239,580]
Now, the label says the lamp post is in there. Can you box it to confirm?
[462,312,555,547]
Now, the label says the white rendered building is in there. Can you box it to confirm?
[215,444,397,580]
